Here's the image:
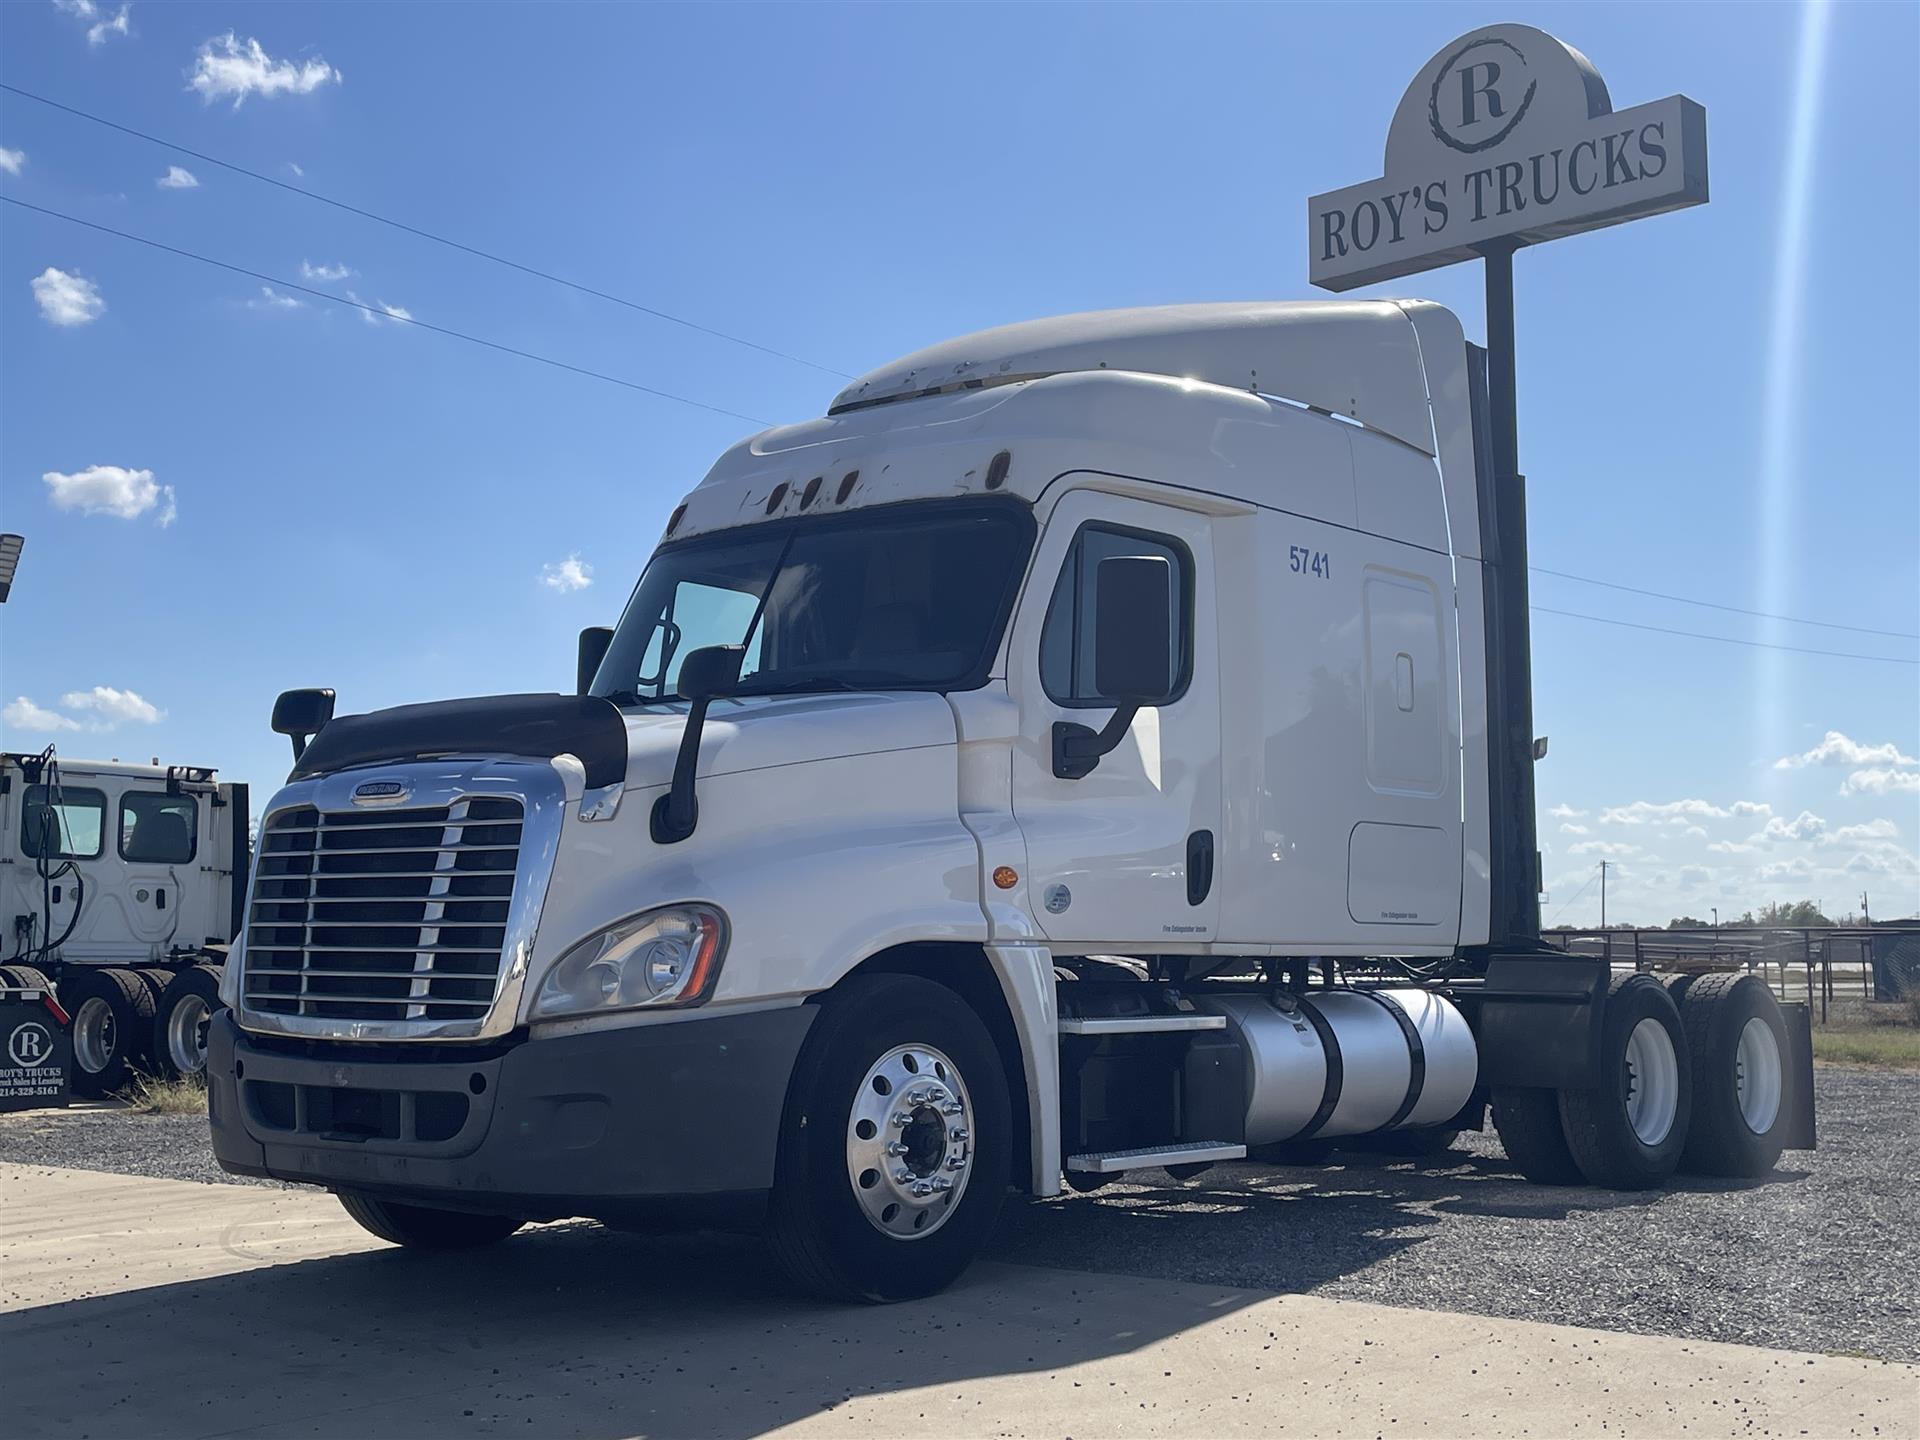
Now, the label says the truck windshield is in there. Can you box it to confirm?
[592,499,1034,703]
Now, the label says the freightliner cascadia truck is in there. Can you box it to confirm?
[207,302,1814,1300]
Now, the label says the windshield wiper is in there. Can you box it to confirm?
[731,674,905,698]
[599,689,678,708]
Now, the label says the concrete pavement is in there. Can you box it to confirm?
[2,1161,1914,1439]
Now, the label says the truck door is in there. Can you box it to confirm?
[1008,487,1221,947]
[116,789,202,948]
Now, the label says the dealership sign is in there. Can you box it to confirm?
[1309,24,1707,291]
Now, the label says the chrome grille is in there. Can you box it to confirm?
[243,797,523,1023]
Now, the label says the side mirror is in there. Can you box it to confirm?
[651,645,746,845]
[577,626,614,696]
[271,688,336,762]
[1092,554,1176,704]
[1053,555,1177,780]
[676,644,744,702]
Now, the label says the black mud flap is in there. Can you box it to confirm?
[1777,1000,1817,1151]
[1470,954,1610,1090]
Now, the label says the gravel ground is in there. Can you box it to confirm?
[3,1068,1914,1363]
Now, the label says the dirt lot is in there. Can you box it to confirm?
[5,1065,1913,1364]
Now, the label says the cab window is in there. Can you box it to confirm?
[20,785,107,860]
[1039,524,1193,706]
[120,792,199,864]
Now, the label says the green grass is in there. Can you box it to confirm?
[1814,1027,1920,1070]
[115,1071,209,1115]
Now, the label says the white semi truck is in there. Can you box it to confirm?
[1,750,250,1094]
[207,302,1813,1299]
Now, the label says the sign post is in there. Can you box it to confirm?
[1310,25,1707,945]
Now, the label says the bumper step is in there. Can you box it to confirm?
[1066,1140,1246,1174]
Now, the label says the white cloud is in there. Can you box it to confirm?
[1677,865,1711,889]
[1559,822,1590,836]
[1756,857,1814,882]
[1821,819,1899,845]
[1707,840,1758,855]
[299,259,351,283]
[1682,825,1708,838]
[1756,809,1827,842]
[55,0,130,46]
[43,465,175,526]
[1730,800,1773,818]
[1600,798,1731,827]
[286,160,304,177]
[1842,768,1920,797]
[61,686,164,725]
[0,146,24,176]
[346,290,413,326]
[246,285,305,311]
[1569,840,1641,858]
[31,267,106,326]
[540,554,593,592]
[2,697,81,734]
[1548,804,1586,819]
[1774,730,1917,771]
[189,33,341,107]
[156,164,199,189]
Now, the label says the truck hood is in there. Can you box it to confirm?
[619,690,957,792]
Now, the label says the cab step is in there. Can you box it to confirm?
[1065,1140,1247,1174]
[1057,1014,1226,1035]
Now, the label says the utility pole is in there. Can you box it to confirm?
[1599,860,1609,929]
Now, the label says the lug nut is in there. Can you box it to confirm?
[893,1167,913,1184]
[949,1126,969,1142]
[911,1181,933,1197]
[940,1101,964,1115]
[933,1176,953,1192]
[885,1140,908,1156]
[891,1112,913,1128]
[945,1155,966,1171]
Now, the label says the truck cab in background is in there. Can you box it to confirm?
[206,301,1814,1301]
[1,751,249,1095]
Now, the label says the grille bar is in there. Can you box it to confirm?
[242,797,524,1024]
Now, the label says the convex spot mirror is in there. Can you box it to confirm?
[1093,554,1176,705]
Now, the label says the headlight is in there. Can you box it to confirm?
[531,904,728,1020]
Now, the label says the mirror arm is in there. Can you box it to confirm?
[651,696,712,844]
[1051,702,1140,781]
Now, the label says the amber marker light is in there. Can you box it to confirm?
[992,866,1019,890]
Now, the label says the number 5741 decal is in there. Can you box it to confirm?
[1288,545,1331,579]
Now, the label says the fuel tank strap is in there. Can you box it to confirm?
[1293,999,1344,1140]
[1365,989,1427,1131]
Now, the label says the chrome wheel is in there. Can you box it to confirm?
[1623,1016,1679,1146]
[166,995,212,1077]
[73,996,118,1076]
[845,1043,974,1240]
[1734,1016,1783,1135]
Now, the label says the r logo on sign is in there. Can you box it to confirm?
[1429,36,1537,153]
[9,1022,52,1068]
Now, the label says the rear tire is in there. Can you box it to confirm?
[1558,973,1692,1189]
[1492,1086,1584,1184]
[337,1192,524,1249]
[0,964,53,992]
[766,974,1010,1302]
[60,968,155,1098]
[1677,972,1790,1177]
[151,965,224,1081]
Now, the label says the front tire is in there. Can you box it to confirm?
[1677,972,1790,1177]
[1558,973,1692,1189]
[767,974,1010,1302]
[1492,1086,1584,1184]
[337,1192,524,1249]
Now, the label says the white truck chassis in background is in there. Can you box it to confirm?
[205,302,1815,1300]
[1,749,249,1095]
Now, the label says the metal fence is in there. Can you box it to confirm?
[1542,922,1920,1023]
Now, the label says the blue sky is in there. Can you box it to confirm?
[2,1,1914,925]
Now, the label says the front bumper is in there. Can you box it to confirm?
[207,1005,815,1221]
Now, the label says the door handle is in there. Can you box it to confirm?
[1186,830,1214,907]
[156,887,168,910]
